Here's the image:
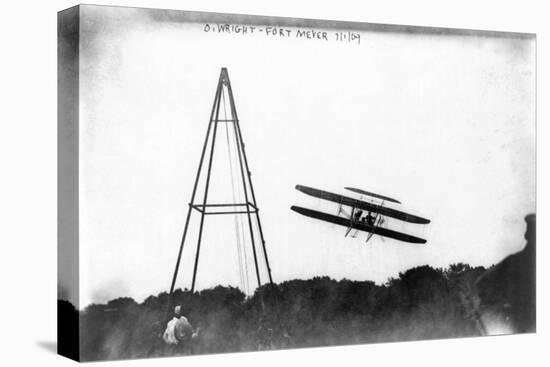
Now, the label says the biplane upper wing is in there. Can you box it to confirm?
[296,185,430,224]
[345,187,401,204]
[291,206,427,244]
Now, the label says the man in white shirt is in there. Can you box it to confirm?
[163,305,200,354]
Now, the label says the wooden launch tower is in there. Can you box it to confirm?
[168,68,274,297]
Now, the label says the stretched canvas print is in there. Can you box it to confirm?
[58,4,536,362]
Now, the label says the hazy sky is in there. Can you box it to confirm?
[75,6,535,307]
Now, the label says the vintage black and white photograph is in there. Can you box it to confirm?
[58,4,536,362]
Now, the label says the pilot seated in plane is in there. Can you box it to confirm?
[363,212,376,226]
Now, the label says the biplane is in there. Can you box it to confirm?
[291,185,430,244]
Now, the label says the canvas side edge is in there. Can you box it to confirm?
[57,4,80,362]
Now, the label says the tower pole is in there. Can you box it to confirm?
[190,73,224,293]
[226,77,274,286]
[223,70,262,288]
[168,74,223,296]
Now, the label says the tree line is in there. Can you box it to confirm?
[71,263,491,361]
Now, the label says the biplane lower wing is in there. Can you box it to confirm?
[296,185,430,224]
[291,206,427,244]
